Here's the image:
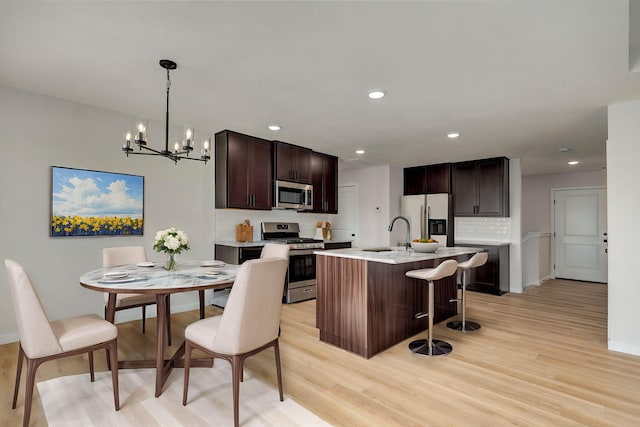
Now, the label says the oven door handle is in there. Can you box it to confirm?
[289,249,321,256]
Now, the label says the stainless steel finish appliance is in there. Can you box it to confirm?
[274,180,313,210]
[261,222,323,303]
[400,193,454,247]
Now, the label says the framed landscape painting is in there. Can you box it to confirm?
[50,166,144,237]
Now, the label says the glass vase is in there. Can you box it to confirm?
[166,253,176,271]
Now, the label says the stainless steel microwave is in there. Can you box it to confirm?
[274,180,313,210]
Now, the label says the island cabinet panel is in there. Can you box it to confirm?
[316,255,369,357]
[317,255,458,358]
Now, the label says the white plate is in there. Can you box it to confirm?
[201,260,225,267]
[136,262,155,267]
[100,276,137,284]
[104,271,128,279]
[203,270,222,276]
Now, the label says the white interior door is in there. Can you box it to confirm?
[332,185,358,247]
[554,187,607,283]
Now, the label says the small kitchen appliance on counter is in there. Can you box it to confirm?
[261,222,324,303]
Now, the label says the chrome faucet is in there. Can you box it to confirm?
[388,215,411,249]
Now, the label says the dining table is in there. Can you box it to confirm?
[79,260,238,397]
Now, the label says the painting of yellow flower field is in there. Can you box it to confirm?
[50,166,143,237]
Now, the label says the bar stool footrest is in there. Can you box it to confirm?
[408,339,453,356]
[446,320,481,332]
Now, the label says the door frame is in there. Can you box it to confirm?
[550,185,607,280]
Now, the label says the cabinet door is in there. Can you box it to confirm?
[275,142,295,182]
[403,166,427,195]
[311,152,324,211]
[293,146,311,183]
[426,163,451,194]
[311,152,338,213]
[226,133,251,209]
[476,157,509,217]
[248,138,273,209]
[452,161,477,216]
[275,142,311,183]
[324,155,338,213]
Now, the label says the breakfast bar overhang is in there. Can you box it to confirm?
[315,247,479,358]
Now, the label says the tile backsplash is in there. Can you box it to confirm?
[455,217,511,242]
[215,209,330,242]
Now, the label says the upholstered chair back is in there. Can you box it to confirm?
[211,257,288,355]
[102,246,147,268]
[260,243,290,260]
[4,259,62,358]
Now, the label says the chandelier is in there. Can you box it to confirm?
[122,59,210,164]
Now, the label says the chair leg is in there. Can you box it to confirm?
[12,344,24,409]
[409,280,453,356]
[166,295,172,346]
[447,269,481,332]
[107,339,120,411]
[142,305,146,334]
[182,341,192,406]
[274,340,284,401]
[89,351,95,382]
[231,355,242,427]
[22,357,42,427]
[198,290,205,319]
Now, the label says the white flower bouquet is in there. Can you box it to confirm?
[153,227,190,270]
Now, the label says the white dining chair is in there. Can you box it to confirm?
[260,243,290,259]
[102,246,168,340]
[4,259,120,427]
[182,257,289,427]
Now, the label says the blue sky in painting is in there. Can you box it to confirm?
[52,167,143,217]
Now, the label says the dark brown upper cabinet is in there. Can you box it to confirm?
[311,152,338,213]
[403,163,451,195]
[215,130,273,210]
[274,141,311,184]
[452,157,509,217]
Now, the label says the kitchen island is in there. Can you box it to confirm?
[316,247,479,358]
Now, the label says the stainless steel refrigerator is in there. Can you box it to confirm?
[400,193,454,247]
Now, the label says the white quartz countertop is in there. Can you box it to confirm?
[455,240,510,246]
[316,246,480,264]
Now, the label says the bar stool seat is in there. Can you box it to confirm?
[447,251,489,332]
[405,259,458,356]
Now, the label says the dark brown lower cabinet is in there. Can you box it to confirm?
[462,244,510,295]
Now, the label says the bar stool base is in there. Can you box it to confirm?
[408,339,453,356]
[446,320,481,332]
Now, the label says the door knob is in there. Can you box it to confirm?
[351,233,355,237]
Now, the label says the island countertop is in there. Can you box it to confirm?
[316,246,479,264]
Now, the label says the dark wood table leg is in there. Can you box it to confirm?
[154,293,167,397]
[199,290,205,319]
[106,293,117,370]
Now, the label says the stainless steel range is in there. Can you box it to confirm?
[261,222,323,303]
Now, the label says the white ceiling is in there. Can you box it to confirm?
[2,1,640,176]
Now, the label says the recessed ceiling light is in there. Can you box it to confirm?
[368,90,386,99]
[447,133,460,139]
[355,149,365,155]
[268,125,281,131]
[568,161,579,165]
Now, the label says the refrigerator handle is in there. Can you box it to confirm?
[427,206,431,239]
[420,205,425,240]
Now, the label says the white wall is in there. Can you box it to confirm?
[0,86,215,344]
[607,99,640,356]
[522,170,606,234]
[339,164,403,248]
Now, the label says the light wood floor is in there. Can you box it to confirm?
[3,279,640,426]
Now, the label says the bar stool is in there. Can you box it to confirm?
[405,259,458,356]
[447,251,488,332]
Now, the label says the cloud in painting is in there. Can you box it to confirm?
[53,175,143,217]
